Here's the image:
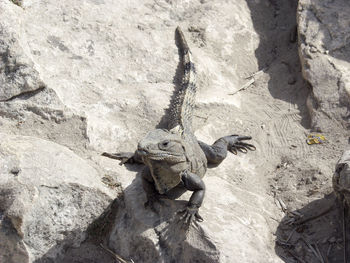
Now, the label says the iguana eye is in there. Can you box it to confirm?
[160,140,170,148]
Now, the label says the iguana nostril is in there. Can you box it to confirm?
[137,143,149,153]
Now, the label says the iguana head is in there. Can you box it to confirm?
[137,129,187,164]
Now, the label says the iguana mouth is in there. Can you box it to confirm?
[136,149,184,161]
[137,149,148,156]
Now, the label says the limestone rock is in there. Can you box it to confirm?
[298,0,350,132]
[1,0,335,261]
[9,0,263,152]
[102,155,281,263]
[0,133,115,263]
[333,150,350,206]
[0,1,45,101]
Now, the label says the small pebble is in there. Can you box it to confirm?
[310,46,318,53]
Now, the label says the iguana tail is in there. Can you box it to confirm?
[168,27,197,133]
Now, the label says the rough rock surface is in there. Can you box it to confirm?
[0,2,44,101]
[298,0,350,133]
[1,0,349,262]
[333,149,350,206]
[273,2,350,262]
[0,133,116,263]
[102,158,279,263]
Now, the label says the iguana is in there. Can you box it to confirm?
[103,27,255,223]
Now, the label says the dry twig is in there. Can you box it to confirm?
[326,243,332,257]
[314,243,325,263]
[100,243,133,263]
[301,237,323,263]
[244,67,268,79]
[228,78,255,96]
[285,227,297,243]
[287,250,307,263]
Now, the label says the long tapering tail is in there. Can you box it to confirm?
[168,27,197,133]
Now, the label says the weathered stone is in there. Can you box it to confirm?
[0,0,292,261]
[5,0,349,261]
[102,155,281,263]
[298,0,350,132]
[333,150,350,207]
[0,133,115,263]
[0,1,45,101]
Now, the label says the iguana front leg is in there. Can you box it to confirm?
[198,135,255,166]
[101,151,143,165]
[178,170,206,223]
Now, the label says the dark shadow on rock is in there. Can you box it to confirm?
[106,170,219,263]
[33,195,124,263]
[274,192,349,263]
[246,0,311,129]
[156,217,219,263]
[0,217,29,263]
[330,43,350,65]
[303,0,350,65]
[32,172,164,263]
[32,164,218,263]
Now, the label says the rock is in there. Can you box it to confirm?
[7,0,264,152]
[0,87,90,152]
[0,1,45,101]
[1,0,336,261]
[333,150,350,206]
[0,2,90,152]
[0,133,116,263]
[298,0,350,132]
[102,156,281,263]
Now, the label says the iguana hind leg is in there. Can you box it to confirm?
[198,135,255,166]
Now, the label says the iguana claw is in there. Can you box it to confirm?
[178,205,203,225]
[228,135,256,155]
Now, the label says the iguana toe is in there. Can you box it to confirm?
[229,148,238,155]
[236,142,256,151]
[178,205,203,225]
[228,135,256,155]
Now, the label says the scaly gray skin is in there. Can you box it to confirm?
[102,27,255,224]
